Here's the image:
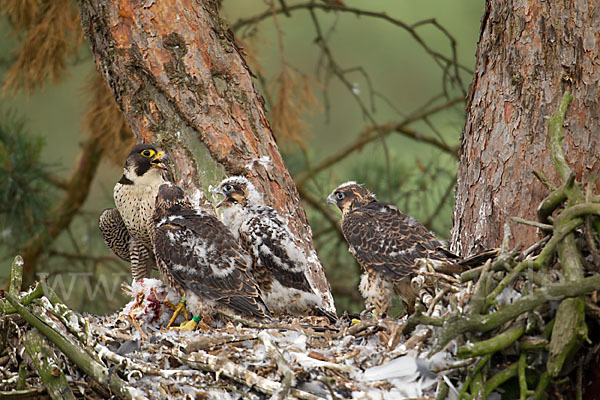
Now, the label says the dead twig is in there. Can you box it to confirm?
[295,96,463,187]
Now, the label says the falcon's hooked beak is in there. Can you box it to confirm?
[213,187,227,208]
[215,196,226,208]
[326,193,337,205]
[150,151,167,168]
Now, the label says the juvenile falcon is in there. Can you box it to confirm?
[152,182,271,327]
[99,144,167,280]
[327,181,459,316]
[216,176,335,320]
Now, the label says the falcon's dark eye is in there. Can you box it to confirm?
[335,192,344,200]
[141,149,155,158]
[224,184,234,192]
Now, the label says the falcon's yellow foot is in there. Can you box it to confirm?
[351,318,361,325]
[173,315,201,331]
[164,299,189,328]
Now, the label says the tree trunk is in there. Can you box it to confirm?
[451,0,600,256]
[76,0,335,312]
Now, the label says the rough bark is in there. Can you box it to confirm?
[451,0,600,256]
[76,0,335,312]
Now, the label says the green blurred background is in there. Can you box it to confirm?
[0,0,483,315]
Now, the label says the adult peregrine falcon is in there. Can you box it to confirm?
[327,181,459,315]
[216,176,335,320]
[99,144,167,280]
[152,182,271,325]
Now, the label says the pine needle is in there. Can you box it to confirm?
[0,111,55,245]
[0,0,42,31]
[2,0,83,94]
[268,66,320,150]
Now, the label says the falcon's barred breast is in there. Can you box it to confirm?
[327,181,459,315]
[98,144,166,280]
[102,144,167,280]
[216,176,334,319]
[152,183,270,320]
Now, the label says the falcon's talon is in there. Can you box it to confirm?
[174,318,198,331]
[166,301,188,328]
[163,299,188,319]
[163,299,176,310]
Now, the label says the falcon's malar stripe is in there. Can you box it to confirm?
[118,175,134,185]
[101,144,167,281]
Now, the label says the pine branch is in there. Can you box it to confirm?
[457,355,488,399]
[43,173,69,190]
[296,184,344,239]
[430,274,600,354]
[8,255,24,296]
[295,96,463,187]
[537,173,575,224]
[545,91,587,380]
[308,8,393,185]
[457,321,525,359]
[231,2,473,76]
[22,135,104,285]
[480,362,518,399]
[172,348,321,400]
[547,92,574,182]
[5,293,146,400]
[2,281,45,315]
[424,176,456,228]
[24,328,76,400]
[510,217,553,232]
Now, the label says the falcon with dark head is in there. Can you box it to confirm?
[99,144,167,280]
[216,176,335,320]
[152,182,270,326]
[327,181,459,316]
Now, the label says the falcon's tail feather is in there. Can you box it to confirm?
[436,246,461,262]
[227,295,272,321]
[458,248,500,267]
[314,306,338,323]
